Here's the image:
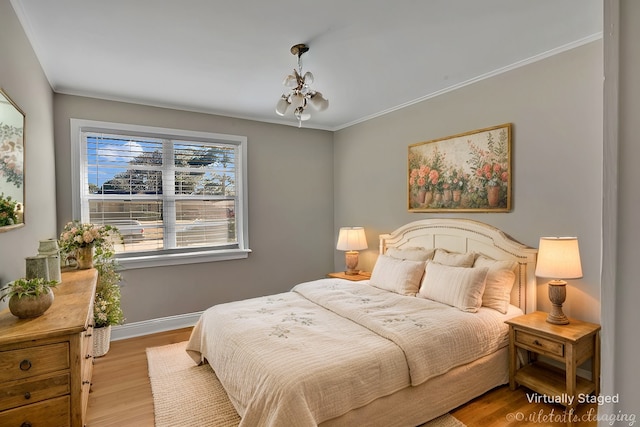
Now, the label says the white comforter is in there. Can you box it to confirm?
[186,279,509,427]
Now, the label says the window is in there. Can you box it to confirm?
[70,119,249,269]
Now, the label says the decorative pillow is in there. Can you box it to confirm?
[418,263,489,312]
[386,246,436,262]
[432,249,476,267]
[473,255,518,314]
[369,254,426,296]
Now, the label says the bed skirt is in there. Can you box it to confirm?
[319,347,509,427]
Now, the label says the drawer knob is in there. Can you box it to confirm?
[533,340,543,346]
[24,391,31,400]
[21,422,32,427]
[19,359,32,371]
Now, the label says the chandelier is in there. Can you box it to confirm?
[275,44,328,127]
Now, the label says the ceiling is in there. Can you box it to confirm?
[11,0,602,131]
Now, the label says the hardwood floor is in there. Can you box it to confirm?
[87,328,192,427]
[87,329,597,426]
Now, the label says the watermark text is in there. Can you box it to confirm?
[506,408,636,425]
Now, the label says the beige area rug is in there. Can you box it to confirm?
[146,342,466,427]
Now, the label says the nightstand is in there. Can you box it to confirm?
[327,271,371,281]
[506,311,600,409]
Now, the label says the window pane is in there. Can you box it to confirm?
[175,200,236,248]
[174,142,236,196]
[94,169,163,195]
[89,200,163,252]
[87,133,164,195]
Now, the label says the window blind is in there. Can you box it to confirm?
[82,132,239,254]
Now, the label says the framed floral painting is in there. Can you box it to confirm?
[408,123,512,212]
[0,89,25,231]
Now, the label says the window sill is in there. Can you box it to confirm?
[116,248,252,270]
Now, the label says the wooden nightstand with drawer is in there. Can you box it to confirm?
[0,269,97,427]
[506,311,601,409]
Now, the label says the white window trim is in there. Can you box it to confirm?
[69,119,250,270]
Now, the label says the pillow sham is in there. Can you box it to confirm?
[432,249,476,267]
[473,255,518,314]
[418,262,489,312]
[369,254,426,296]
[386,246,436,262]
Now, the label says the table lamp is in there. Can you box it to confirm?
[336,227,367,275]
[535,237,583,325]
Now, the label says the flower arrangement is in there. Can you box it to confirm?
[58,221,124,329]
[94,259,125,327]
[0,193,18,226]
[59,221,118,254]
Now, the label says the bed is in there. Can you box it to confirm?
[186,218,537,426]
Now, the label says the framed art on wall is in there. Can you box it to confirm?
[0,88,25,231]
[408,123,512,212]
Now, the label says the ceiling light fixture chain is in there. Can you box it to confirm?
[275,43,328,128]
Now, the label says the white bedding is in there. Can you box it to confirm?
[186,278,517,427]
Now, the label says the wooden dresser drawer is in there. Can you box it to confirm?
[515,330,564,357]
[0,372,70,411]
[0,394,70,427]
[0,342,69,382]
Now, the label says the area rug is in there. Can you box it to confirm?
[146,341,466,427]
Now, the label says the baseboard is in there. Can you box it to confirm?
[111,311,203,341]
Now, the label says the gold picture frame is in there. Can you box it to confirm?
[408,123,512,212]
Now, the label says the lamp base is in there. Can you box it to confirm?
[547,280,570,325]
[344,251,360,275]
[546,308,570,325]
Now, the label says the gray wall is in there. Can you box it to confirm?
[53,95,334,322]
[334,41,603,324]
[0,0,56,310]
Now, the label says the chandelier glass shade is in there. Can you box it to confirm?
[276,44,328,127]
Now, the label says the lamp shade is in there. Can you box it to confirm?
[283,74,298,88]
[303,71,314,85]
[289,93,305,109]
[336,227,367,251]
[535,237,583,279]
[309,92,329,111]
[275,97,289,116]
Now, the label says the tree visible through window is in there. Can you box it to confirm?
[71,120,249,267]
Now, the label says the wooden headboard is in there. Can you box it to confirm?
[379,219,537,313]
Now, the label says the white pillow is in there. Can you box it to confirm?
[386,246,436,262]
[418,263,489,312]
[432,249,475,267]
[473,255,518,314]
[369,254,426,296]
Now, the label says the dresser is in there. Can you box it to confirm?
[0,269,97,427]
